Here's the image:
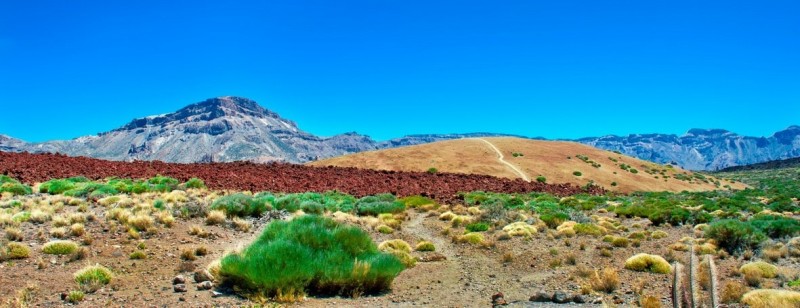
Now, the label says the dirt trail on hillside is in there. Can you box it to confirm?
[475,138,530,181]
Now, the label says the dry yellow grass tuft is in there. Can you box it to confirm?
[590,267,619,293]
[741,289,800,308]
[740,261,778,279]
[502,222,537,237]
[624,253,671,274]
[205,210,226,225]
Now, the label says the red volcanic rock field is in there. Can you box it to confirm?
[0,152,604,202]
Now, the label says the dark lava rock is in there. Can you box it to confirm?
[530,291,550,302]
[173,275,186,285]
[173,284,187,293]
[552,291,570,304]
[197,281,214,291]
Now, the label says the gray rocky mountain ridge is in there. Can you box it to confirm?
[1,96,797,170]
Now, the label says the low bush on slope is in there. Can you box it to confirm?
[218,215,405,302]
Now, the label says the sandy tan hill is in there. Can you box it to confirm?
[308,137,746,193]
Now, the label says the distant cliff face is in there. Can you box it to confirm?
[577,126,800,170]
[3,97,381,163]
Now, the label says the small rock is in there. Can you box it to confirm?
[491,292,507,306]
[572,294,586,303]
[530,291,550,302]
[552,291,570,304]
[197,281,213,291]
[60,293,68,301]
[592,297,604,304]
[173,275,186,285]
[179,297,186,302]
[211,291,223,298]
[173,284,187,293]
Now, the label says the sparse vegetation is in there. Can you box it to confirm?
[74,264,113,292]
[42,240,78,255]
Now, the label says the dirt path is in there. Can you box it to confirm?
[475,138,530,181]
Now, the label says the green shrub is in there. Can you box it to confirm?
[66,290,85,303]
[74,264,113,292]
[146,175,180,192]
[184,177,206,189]
[426,167,438,174]
[398,196,438,209]
[0,177,32,195]
[536,176,547,183]
[466,222,490,233]
[573,171,582,177]
[39,179,77,194]
[356,197,405,216]
[219,215,405,301]
[42,240,79,255]
[211,193,270,217]
[749,214,800,239]
[415,241,435,252]
[705,219,766,254]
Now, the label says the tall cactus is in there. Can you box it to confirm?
[689,244,699,308]
[672,262,684,308]
[705,255,719,308]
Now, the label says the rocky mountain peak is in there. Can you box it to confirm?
[114,96,293,132]
[188,96,275,118]
[773,125,800,145]
[685,128,732,137]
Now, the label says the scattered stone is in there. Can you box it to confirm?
[552,291,570,304]
[530,291,550,302]
[418,253,447,262]
[572,294,586,303]
[173,275,186,285]
[173,284,187,293]
[211,291,224,298]
[197,281,213,291]
[179,297,186,302]
[491,292,507,306]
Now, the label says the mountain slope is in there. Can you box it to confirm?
[577,127,800,171]
[717,156,800,172]
[309,137,745,193]
[6,97,381,163]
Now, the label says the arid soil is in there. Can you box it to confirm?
[4,189,791,308]
[310,137,747,193]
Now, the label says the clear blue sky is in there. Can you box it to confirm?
[1,1,798,142]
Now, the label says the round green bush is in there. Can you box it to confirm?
[705,219,766,254]
[219,215,405,301]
